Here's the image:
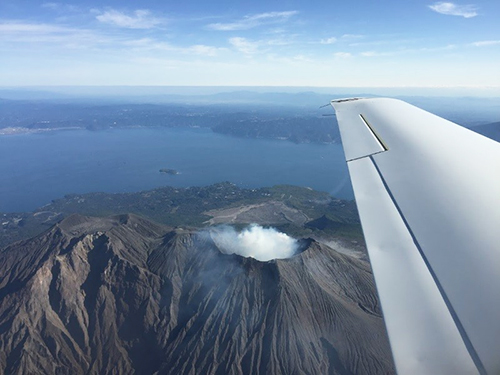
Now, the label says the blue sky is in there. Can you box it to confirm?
[0,0,499,88]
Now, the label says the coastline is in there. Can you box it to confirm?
[0,126,83,136]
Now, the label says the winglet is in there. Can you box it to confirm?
[330,97,363,103]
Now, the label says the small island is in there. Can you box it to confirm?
[159,168,179,175]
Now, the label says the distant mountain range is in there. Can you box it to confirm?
[1,93,499,144]
[470,121,500,142]
[0,214,394,374]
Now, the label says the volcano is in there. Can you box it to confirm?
[0,214,394,374]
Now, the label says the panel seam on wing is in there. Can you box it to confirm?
[346,150,386,163]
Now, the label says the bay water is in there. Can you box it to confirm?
[0,127,353,212]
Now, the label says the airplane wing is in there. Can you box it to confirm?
[330,98,500,375]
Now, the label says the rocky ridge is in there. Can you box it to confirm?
[0,214,394,374]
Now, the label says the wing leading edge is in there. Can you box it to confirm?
[330,98,500,375]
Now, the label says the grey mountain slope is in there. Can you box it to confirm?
[0,214,394,375]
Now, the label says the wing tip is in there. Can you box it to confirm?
[330,97,364,103]
[330,97,408,112]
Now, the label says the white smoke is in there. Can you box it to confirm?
[210,224,299,262]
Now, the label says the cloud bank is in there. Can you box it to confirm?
[428,2,478,18]
[210,224,299,262]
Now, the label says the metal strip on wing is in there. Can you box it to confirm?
[344,114,389,162]
[359,114,389,151]
[333,104,388,162]
[368,155,487,375]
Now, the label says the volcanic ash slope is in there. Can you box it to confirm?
[0,214,394,375]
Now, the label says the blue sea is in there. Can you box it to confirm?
[0,127,353,212]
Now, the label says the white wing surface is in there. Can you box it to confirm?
[330,98,500,375]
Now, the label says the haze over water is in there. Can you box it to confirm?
[0,127,352,212]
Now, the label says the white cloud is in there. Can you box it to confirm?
[42,2,58,9]
[349,37,417,48]
[359,44,456,58]
[266,38,293,46]
[428,2,478,18]
[208,11,298,31]
[0,20,222,57]
[123,37,158,47]
[471,40,500,47]
[341,34,364,39]
[320,37,337,44]
[291,54,312,62]
[229,37,260,55]
[129,57,181,69]
[334,52,351,58]
[228,35,295,56]
[124,38,224,56]
[0,22,107,47]
[42,2,80,12]
[0,22,70,33]
[419,44,457,52]
[267,54,313,64]
[96,9,163,29]
[360,51,379,57]
[186,44,223,56]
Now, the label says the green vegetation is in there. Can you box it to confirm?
[0,183,362,248]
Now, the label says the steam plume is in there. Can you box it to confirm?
[210,224,299,262]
